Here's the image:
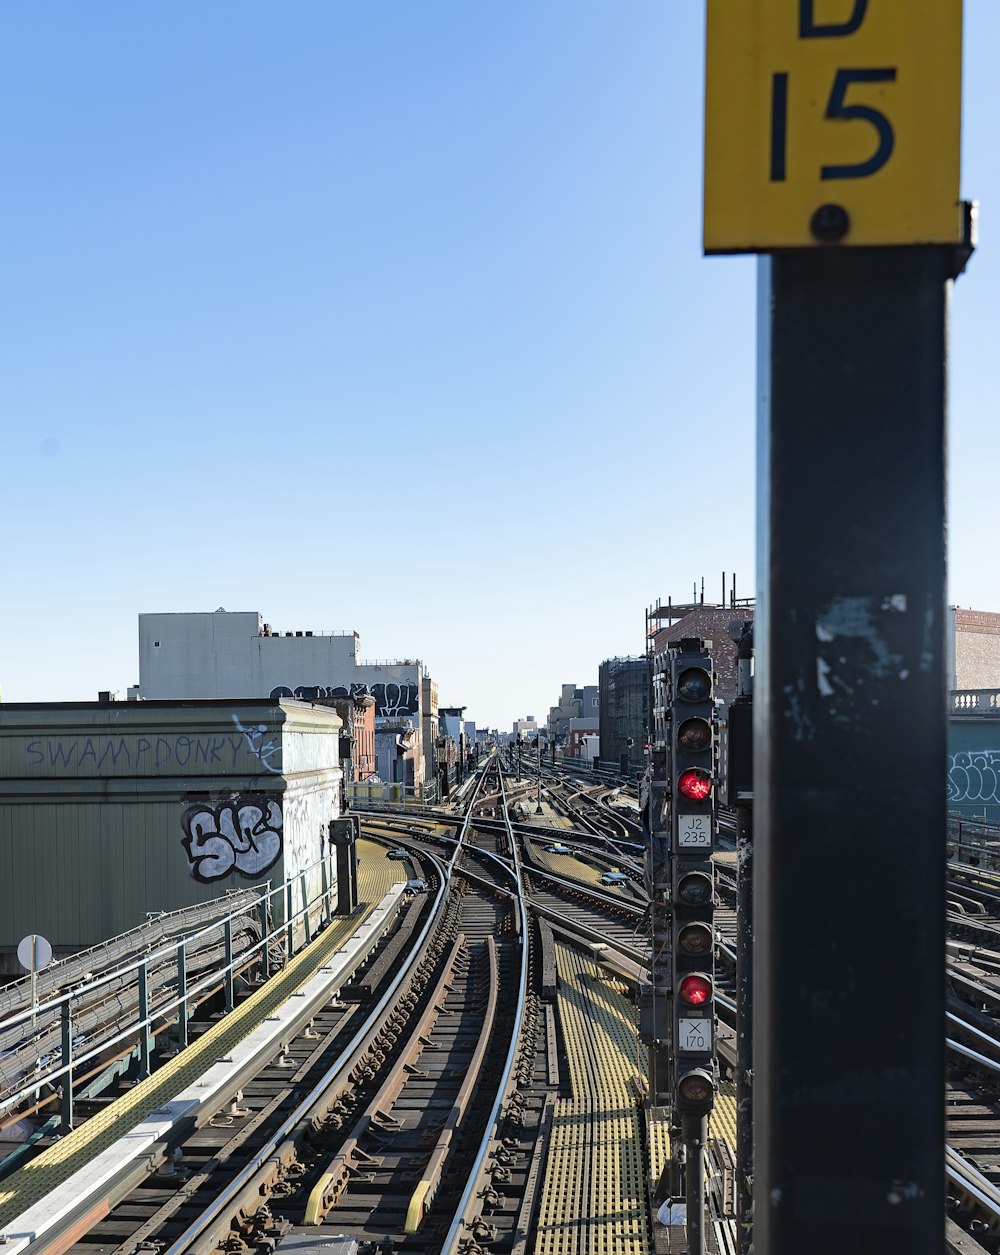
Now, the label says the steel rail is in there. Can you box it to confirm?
[947,1010,1000,1057]
[946,1146,1000,1221]
[947,1036,1000,1073]
[404,935,501,1233]
[301,931,475,1224]
[439,757,530,1255]
[164,758,501,1255]
[520,859,645,913]
[161,846,452,1255]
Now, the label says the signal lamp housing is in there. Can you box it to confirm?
[678,767,712,801]
[677,1067,716,1113]
[677,921,714,957]
[677,717,712,753]
[676,870,713,907]
[678,973,713,1006]
[676,666,712,703]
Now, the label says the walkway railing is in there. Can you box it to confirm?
[0,852,341,1138]
[346,780,440,807]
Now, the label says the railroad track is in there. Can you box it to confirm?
[34,758,541,1255]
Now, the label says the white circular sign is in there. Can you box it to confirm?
[17,934,52,973]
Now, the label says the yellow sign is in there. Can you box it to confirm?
[704,1,964,252]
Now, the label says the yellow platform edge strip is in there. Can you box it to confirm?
[0,841,403,1226]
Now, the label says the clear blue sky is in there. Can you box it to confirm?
[2,3,997,731]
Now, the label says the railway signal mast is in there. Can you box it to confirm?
[643,637,718,1250]
[669,639,718,1252]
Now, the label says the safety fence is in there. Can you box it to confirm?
[0,851,342,1142]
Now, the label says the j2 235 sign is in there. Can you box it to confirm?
[704,0,964,251]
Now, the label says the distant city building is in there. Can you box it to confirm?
[566,717,599,759]
[598,657,651,770]
[421,675,439,796]
[512,716,540,740]
[0,698,343,975]
[319,692,376,784]
[440,706,467,744]
[134,610,438,791]
[374,718,420,787]
[547,684,599,743]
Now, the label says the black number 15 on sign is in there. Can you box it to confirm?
[704,0,963,252]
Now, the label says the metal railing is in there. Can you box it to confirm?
[346,780,440,807]
[0,852,342,1136]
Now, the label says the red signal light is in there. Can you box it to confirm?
[678,973,713,1006]
[678,768,712,801]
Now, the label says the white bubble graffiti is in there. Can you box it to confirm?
[948,751,1000,806]
[181,795,283,882]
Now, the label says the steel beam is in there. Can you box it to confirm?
[754,242,969,1253]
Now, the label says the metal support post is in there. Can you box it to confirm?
[682,1112,708,1255]
[755,241,970,1254]
[60,1001,74,1134]
[285,881,294,959]
[735,804,753,1255]
[330,817,359,914]
[300,871,311,946]
[322,850,332,925]
[224,917,235,1012]
[177,941,188,1050]
[137,961,151,1079]
[259,890,271,980]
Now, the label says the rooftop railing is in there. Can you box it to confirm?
[951,689,1000,715]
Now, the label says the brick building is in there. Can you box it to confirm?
[647,601,755,710]
[950,608,1000,690]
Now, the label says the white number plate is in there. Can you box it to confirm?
[678,1017,713,1053]
[678,814,712,848]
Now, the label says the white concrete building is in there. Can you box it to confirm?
[134,610,435,790]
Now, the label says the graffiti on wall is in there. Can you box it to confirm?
[948,751,1000,805]
[25,734,249,772]
[269,681,419,717]
[231,714,282,774]
[181,794,283,882]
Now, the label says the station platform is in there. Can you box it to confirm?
[533,942,738,1252]
[0,841,407,1254]
[534,943,651,1254]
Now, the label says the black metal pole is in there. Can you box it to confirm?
[754,241,969,1254]
[682,1112,708,1255]
[735,803,753,1255]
